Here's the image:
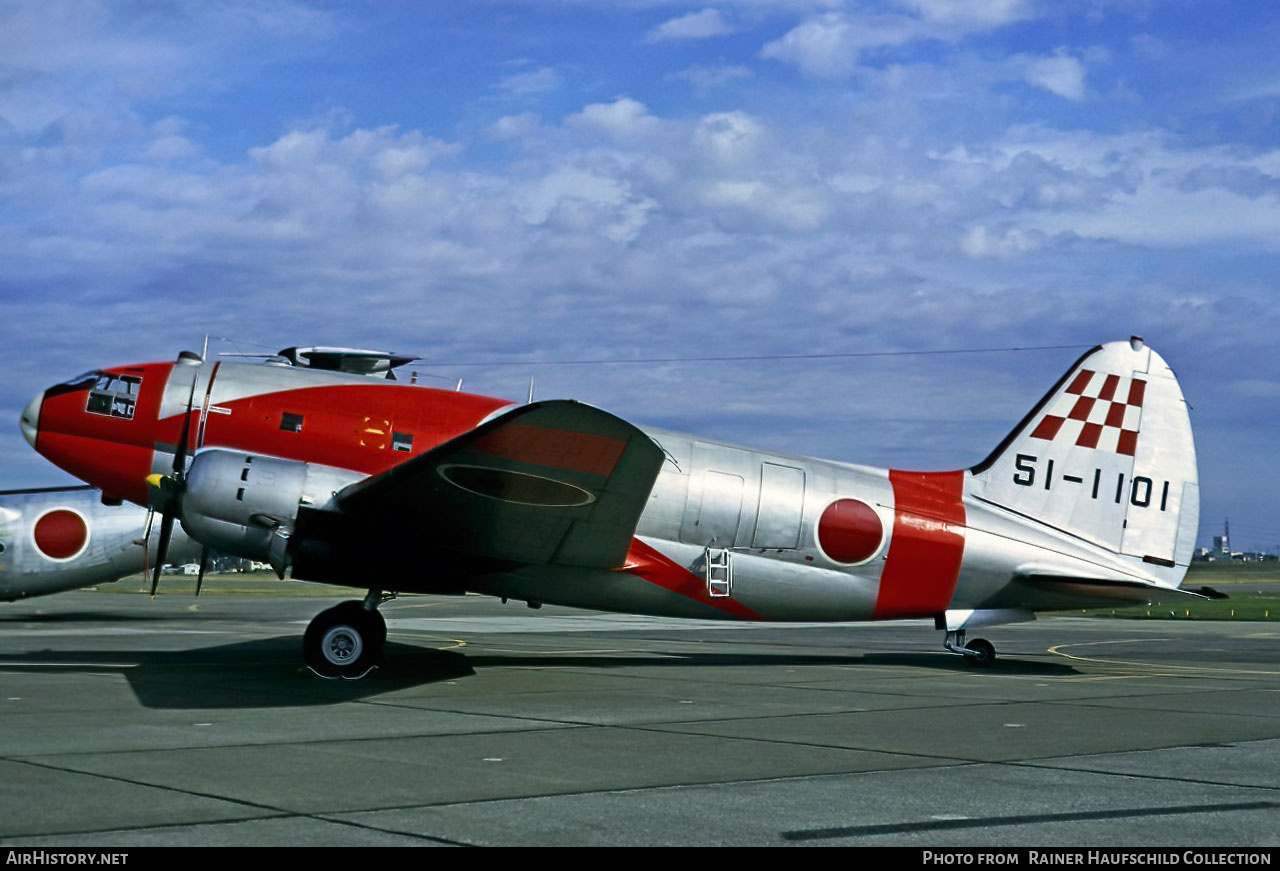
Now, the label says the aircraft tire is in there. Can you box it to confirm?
[304,601,386,679]
[964,638,996,667]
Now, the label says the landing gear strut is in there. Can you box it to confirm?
[303,590,391,679]
[943,630,996,667]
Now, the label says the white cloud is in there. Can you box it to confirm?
[694,111,764,164]
[760,2,1040,79]
[647,9,732,42]
[488,112,543,141]
[1025,52,1087,100]
[496,66,563,95]
[669,64,752,93]
[516,169,657,242]
[142,134,200,163]
[896,0,1034,29]
[0,1,333,130]
[960,225,1043,258]
[760,12,867,79]
[566,97,665,140]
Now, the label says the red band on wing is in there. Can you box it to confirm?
[874,470,966,619]
[471,425,627,476]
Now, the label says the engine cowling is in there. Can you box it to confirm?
[178,450,365,572]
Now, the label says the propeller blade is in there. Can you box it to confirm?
[150,354,202,599]
[139,507,155,577]
[195,546,209,597]
[150,513,174,598]
[172,371,200,475]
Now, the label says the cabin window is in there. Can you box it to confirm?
[280,412,304,432]
[85,374,141,420]
[392,432,414,453]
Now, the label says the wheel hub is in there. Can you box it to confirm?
[321,625,363,665]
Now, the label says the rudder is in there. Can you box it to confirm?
[968,338,1199,582]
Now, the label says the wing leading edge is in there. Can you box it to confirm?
[335,400,665,569]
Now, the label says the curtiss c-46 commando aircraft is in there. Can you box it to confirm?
[19,338,1203,677]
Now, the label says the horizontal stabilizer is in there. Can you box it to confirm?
[1018,572,1211,602]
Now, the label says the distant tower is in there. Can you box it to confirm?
[1212,519,1230,556]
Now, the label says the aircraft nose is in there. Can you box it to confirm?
[19,392,42,448]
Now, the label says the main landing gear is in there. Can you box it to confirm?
[943,629,996,667]
[303,590,392,679]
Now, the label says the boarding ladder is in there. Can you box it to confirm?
[705,546,732,598]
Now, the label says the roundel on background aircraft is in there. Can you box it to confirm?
[816,498,884,565]
[32,508,90,561]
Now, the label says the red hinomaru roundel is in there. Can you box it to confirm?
[32,509,89,561]
[817,498,884,565]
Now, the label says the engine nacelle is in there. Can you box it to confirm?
[179,450,365,570]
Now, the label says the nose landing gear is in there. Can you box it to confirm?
[303,591,391,679]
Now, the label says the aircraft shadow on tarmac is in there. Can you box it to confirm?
[0,611,195,624]
[1,636,1080,709]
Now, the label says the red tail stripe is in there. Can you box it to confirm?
[874,470,966,620]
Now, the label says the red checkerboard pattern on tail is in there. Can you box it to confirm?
[967,339,1198,572]
[1028,369,1145,457]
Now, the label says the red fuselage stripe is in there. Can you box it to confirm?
[874,470,967,619]
[625,539,763,620]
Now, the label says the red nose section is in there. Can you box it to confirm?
[32,362,173,504]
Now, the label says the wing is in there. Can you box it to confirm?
[335,399,664,569]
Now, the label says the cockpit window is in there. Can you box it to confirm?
[43,371,100,400]
[86,374,141,420]
[62,371,100,387]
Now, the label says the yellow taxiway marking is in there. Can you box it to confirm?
[387,601,454,612]
[386,632,466,650]
[1048,638,1280,677]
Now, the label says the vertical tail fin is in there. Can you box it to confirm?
[969,338,1199,584]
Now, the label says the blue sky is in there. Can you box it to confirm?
[1,1,1277,552]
